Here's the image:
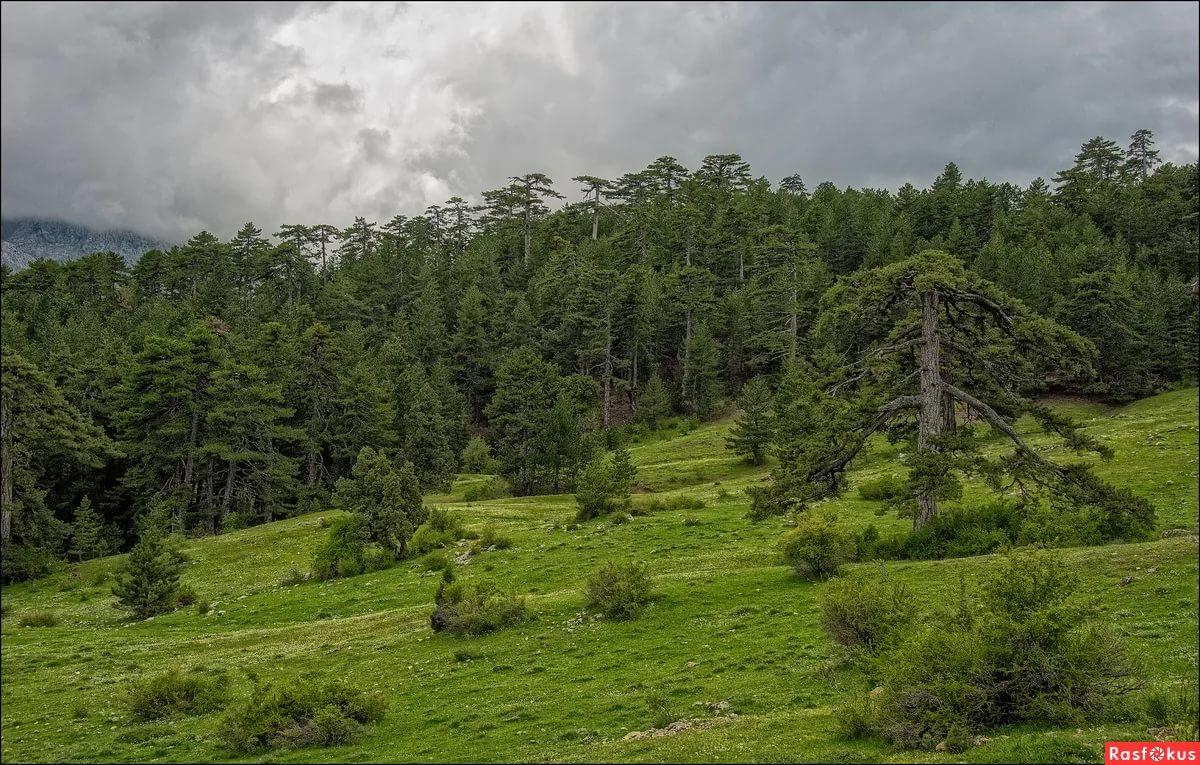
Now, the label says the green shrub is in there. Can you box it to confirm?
[113,529,184,619]
[311,517,370,580]
[833,694,876,740]
[574,449,635,520]
[873,501,1021,561]
[19,609,61,628]
[175,583,198,607]
[857,474,905,501]
[682,516,700,527]
[820,567,915,652]
[1017,498,1103,547]
[279,566,309,586]
[218,678,386,752]
[460,436,494,473]
[644,691,680,729]
[430,579,532,636]
[126,667,229,720]
[418,550,452,572]
[462,477,507,502]
[867,552,1137,749]
[779,512,852,580]
[194,599,213,615]
[585,562,653,619]
[409,508,467,555]
[0,544,64,584]
[472,525,512,552]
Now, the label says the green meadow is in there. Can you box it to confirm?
[2,388,1197,763]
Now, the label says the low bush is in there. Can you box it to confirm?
[779,512,853,580]
[857,474,905,501]
[311,517,394,581]
[585,562,653,619]
[430,578,532,636]
[871,501,1021,561]
[471,525,512,552]
[409,508,467,555]
[820,567,915,652]
[218,678,386,752]
[418,550,452,572]
[126,667,229,720]
[644,691,681,729]
[279,566,309,586]
[1139,679,1198,740]
[175,583,198,607]
[0,544,63,584]
[862,552,1138,749]
[461,477,507,502]
[19,609,61,628]
[460,436,494,474]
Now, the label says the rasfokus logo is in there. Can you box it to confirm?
[1106,742,1200,763]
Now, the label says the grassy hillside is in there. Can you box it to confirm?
[2,388,1197,763]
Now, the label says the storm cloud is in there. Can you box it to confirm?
[2,1,1197,240]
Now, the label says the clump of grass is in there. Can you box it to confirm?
[644,691,681,729]
[585,562,653,619]
[19,610,61,628]
[126,667,229,720]
[409,508,467,555]
[633,495,705,515]
[418,550,452,572]
[218,678,386,752]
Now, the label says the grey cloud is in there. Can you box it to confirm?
[1,1,1196,241]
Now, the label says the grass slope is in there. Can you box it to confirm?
[2,388,1197,763]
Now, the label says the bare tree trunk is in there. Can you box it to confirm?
[1,388,12,544]
[681,309,693,404]
[916,290,943,528]
[788,263,799,362]
[306,451,320,486]
[631,337,639,394]
[591,192,600,241]
[181,410,200,532]
[523,207,532,265]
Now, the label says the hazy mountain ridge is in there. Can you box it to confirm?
[1,217,168,269]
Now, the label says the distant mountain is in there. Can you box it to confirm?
[1,217,169,270]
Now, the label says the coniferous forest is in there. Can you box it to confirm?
[2,131,1196,581]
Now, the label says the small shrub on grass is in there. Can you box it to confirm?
[194,599,213,615]
[126,667,229,720]
[113,529,183,619]
[279,566,309,586]
[462,477,508,502]
[820,566,915,652]
[175,583,197,607]
[1,544,64,584]
[409,508,467,555]
[472,525,512,552]
[585,562,653,619]
[682,516,700,527]
[311,517,369,580]
[644,691,680,729]
[833,693,876,740]
[873,501,1021,561]
[218,678,386,752]
[19,609,61,627]
[430,578,532,636]
[857,474,905,501]
[418,550,452,572]
[574,448,635,521]
[71,704,90,720]
[779,512,853,580]
[1140,679,1199,739]
[633,495,706,514]
[865,552,1138,750]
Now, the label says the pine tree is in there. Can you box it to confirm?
[485,348,560,495]
[68,497,109,562]
[636,374,671,428]
[726,377,774,465]
[113,528,183,619]
[403,382,456,492]
[333,447,426,558]
[1126,129,1160,180]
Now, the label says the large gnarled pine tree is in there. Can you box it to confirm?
[755,250,1153,534]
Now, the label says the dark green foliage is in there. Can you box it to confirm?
[632,494,705,514]
[471,525,512,552]
[218,678,386,752]
[126,667,229,720]
[820,567,915,652]
[461,477,508,502]
[574,448,635,520]
[311,516,393,580]
[636,375,672,428]
[429,579,532,635]
[584,562,653,619]
[861,553,1138,749]
[67,497,109,562]
[333,447,426,557]
[726,376,774,465]
[779,512,853,580]
[112,529,184,619]
[408,508,467,556]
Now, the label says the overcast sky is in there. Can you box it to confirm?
[2,1,1197,240]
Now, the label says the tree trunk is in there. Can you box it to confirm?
[1,387,12,544]
[916,290,943,528]
[306,451,320,486]
[181,409,200,532]
[219,463,236,529]
[681,309,693,403]
[523,207,532,265]
[591,193,600,241]
[788,264,799,363]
